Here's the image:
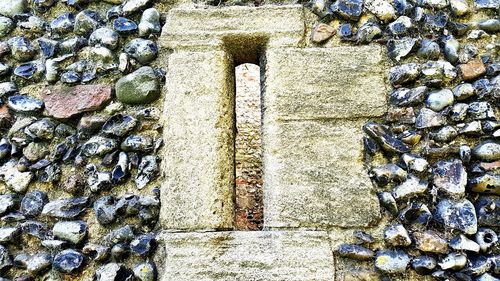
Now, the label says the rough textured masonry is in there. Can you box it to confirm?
[158,4,388,280]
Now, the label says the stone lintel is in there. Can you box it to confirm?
[159,230,335,281]
[160,5,306,50]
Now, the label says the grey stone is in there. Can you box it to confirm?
[103,225,135,246]
[384,224,411,246]
[0,16,12,37]
[387,37,417,61]
[122,0,151,15]
[74,10,101,36]
[133,262,156,281]
[449,234,480,252]
[89,27,119,50]
[95,263,133,281]
[389,86,427,106]
[138,8,160,37]
[0,0,26,17]
[417,39,440,60]
[439,253,467,270]
[473,141,500,162]
[26,118,56,140]
[387,16,412,36]
[135,155,159,189]
[411,256,437,275]
[53,249,83,273]
[41,197,89,219]
[330,0,363,21]
[81,136,117,157]
[115,66,160,104]
[392,175,428,200]
[356,22,382,43]
[124,39,158,65]
[7,95,44,113]
[0,245,12,271]
[337,244,374,260]
[435,198,478,235]
[121,135,153,152]
[8,36,36,62]
[390,63,420,86]
[476,228,498,252]
[453,83,475,100]
[21,190,48,217]
[365,0,396,21]
[0,226,19,243]
[14,252,52,274]
[426,89,454,111]
[53,221,87,244]
[374,250,410,274]
[130,233,156,256]
[50,13,75,35]
[93,196,116,225]
[432,159,467,196]
[415,108,446,129]
[0,194,18,215]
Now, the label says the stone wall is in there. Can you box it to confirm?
[0,0,496,280]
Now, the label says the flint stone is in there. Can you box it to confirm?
[432,159,467,196]
[115,66,160,104]
[374,250,410,274]
[53,221,87,244]
[41,197,89,218]
[435,198,478,234]
[41,85,111,119]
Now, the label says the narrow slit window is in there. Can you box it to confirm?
[234,63,263,231]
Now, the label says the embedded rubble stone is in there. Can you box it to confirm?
[475,196,500,226]
[426,89,454,111]
[337,244,374,260]
[95,263,133,281]
[0,160,33,193]
[94,196,117,225]
[0,0,26,17]
[411,256,437,275]
[476,228,498,252]
[364,0,396,22]
[14,252,52,275]
[468,174,500,195]
[473,141,500,162]
[20,190,48,217]
[439,253,467,270]
[130,233,156,256]
[133,262,156,281]
[392,174,428,200]
[115,66,160,104]
[415,108,446,129]
[330,0,363,21]
[53,249,83,273]
[7,95,44,113]
[363,122,410,154]
[310,23,335,43]
[138,8,161,37]
[413,230,449,254]
[369,164,407,184]
[459,58,486,81]
[390,63,420,86]
[81,136,117,157]
[384,224,411,246]
[449,234,480,252]
[0,245,12,272]
[432,159,467,196]
[435,198,478,235]
[135,155,159,189]
[41,197,89,218]
[374,250,410,274]
[0,227,20,243]
[53,220,87,244]
[41,85,112,119]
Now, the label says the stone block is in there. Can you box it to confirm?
[263,46,388,120]
[261,46,386,229]
[160,5,305,50]
[159,230,335,281]
[160,50,235,231]
[263,119,381,228]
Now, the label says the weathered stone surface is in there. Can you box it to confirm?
[262,47,385,228]
[263,119,380,228]
[310,23,336,43]
[160,51,234,230]
[41,85,111,119]
[160,5,305,50]
[263,47,387,120]
[459,58,486,81]
[159,231,334,281]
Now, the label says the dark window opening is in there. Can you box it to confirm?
[234,63,263,231]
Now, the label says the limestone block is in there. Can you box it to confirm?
[160,50,235,231]
[160,5,305,50]
[159,231,335,281]
[261,46,386,229]
[263,46,388,120]
[263,119,381,228]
